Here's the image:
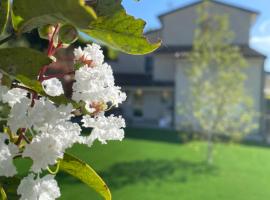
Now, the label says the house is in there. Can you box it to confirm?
[109,0,266,135]
[263,73,270,139]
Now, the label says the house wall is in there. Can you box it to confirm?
[174,57,264,134]
[153,54,176,81]
[161,2,255,46]
[109,2,256,75]
[244,58,265,133]
[244,58,264,113]
[109,54,146,74]
[121,87,174,127]
[174,60,195,129]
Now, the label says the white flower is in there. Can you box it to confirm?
[42,78,64,97]
[45,121,82,149]
[0,85,9,101]
[74,43,104,67]
[7,98,31,133]
[72,64,126,107]
[81,114,125,146]
[28,98,73,132]
[102,86,127,107]
[23,133,63,173]
[23,121,81,172]
[0,134,18,177]
[17,174,61,200]
[2,88,28,107]
[7,97,73,133]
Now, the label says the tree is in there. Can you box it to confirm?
[0,0,160,199]
[184,1,256,165]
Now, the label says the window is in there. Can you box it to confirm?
[133,89,144,117]
[161,90,172,104]
[145,56,153,74]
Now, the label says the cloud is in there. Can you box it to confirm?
[258,20,270,33]
[250,36,270,54]
[250,35,270,71]
[251,36,270,44]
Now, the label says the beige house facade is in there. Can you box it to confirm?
[110,0,266,135]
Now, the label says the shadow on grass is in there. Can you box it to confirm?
[99,159,217,189]
[57,159,217,189]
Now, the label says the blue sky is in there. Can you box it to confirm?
[122,0,270,71]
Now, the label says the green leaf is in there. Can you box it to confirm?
[82,0,161,55]
[0,0,10,35]
[16,75,44,93]
[0,47,51,80]
[12,0,97,34]
[59,153,111,200]
[16,75,76,106]
[0,187,7,200]
[0,177,21,200]
[11,0,160,55]
[0,48,72,106]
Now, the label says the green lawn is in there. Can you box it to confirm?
[55,133,270,200]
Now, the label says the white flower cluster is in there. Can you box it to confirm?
[72,44,126,113]
[17,174,61,200]
[0,43,126,199]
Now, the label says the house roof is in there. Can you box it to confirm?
[158,0,259,19]
[155,45,266,58]
[114,73,174,87]
[145,0,259,35]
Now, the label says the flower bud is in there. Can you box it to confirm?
[38,24,55,40]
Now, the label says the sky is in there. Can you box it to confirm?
[122,0,270,71]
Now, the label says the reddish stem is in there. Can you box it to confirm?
[15,128,30,145]
[29,65,49,107]
[50,42,63,56]
[30,94,37,107]
[38,65,48,82]
[47,24,60,57]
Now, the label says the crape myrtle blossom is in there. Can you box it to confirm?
[23,121,81,173]
[0,134,18,177]
[26,98,73,132]
[72,49,126,113]
[82,114,125,146]
[0,43,126,199]
[7,98,73,133]
[41,78,64,97]
[7,98,31,133]
[2,88,28,107]
[0,85,9,102]
[74,43,104,67]
[17,174,61,200]
[72,65,126,109]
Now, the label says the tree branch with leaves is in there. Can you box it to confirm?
[0,0,160,199]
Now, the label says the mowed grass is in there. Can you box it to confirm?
[55,133,270,200]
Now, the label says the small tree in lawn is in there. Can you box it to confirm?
[185,1,256,165]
